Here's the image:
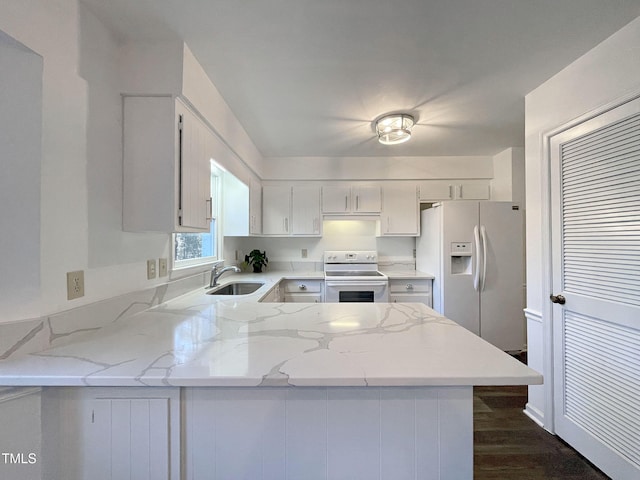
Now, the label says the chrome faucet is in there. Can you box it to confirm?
[208,264,241,288]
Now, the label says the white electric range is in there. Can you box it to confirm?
[324,250,389,302]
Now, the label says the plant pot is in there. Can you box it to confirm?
[253,265,263,273]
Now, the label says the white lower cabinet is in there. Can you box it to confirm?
[40,384,472,480]
[0,388,41,480]
[42,387,180,480]
[184,386,473,480]
[389,278,433,307]
[260,282,282,302]
[282,279,324,303]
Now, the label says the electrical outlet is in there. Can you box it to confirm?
[158,258,168,277]
[147,259,156,279]
[301,248,308,258]
[67,270,85,300]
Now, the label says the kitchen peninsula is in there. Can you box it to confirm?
[0,274,541,480]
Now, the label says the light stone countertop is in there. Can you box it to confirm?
[382,270,435,280]
[0,271,541,388]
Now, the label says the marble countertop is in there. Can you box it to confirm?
[0,272,540,388]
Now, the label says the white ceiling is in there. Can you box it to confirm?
[82,0,640,158]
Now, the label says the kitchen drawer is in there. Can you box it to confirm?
[281,280,323,294]
[284,293,323,303]
[390,294,432,308]
[388,280,432,294]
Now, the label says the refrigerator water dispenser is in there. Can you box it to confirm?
[450,242,472,275]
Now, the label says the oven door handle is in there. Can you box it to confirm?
[325,281,388,288]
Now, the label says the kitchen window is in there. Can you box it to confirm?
[173,161,223,269]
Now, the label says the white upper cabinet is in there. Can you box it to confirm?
[418,181,490,202]
[180,103,213,231]
[418,182,454,202]
[457,184,490,200]
[380,184,419,236]
[262,185,321,236]
[249,178,262,235]
[322,185,351,213]
[322,184,381,214]
[353,185,382,213]
[262,185,291,235]
[292,186,322,236]
[123,96,212,232]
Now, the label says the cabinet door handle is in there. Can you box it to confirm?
[356,195,359,211]
[206,197,213,220]
[406,284,414,290]
[345,195,348,211]
[284,217,289,233]
[298,284,307,290]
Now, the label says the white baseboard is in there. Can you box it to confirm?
[524,402,546,429]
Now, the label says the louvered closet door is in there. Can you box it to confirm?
[550,96,640,479]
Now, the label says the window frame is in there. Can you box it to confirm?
[172,161,224,271]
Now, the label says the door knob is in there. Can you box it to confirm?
[550,294,566,305]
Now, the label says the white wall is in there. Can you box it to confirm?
[0,0,91,322]
[229,220,415,265]
[0,0,264,324]
[524,16,640,429]
[491,147,525,204]
[0,33,42,322]
[262,155,493,181]
[182,46,264,181]
[79,6,170,271]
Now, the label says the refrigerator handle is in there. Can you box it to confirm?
[480,225,488,292]
[473,225,481,291]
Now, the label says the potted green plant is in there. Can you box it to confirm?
[245,249,268,273]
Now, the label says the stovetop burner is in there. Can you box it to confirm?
[323,251,388,282]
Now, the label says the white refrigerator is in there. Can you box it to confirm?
[416,201,525,351]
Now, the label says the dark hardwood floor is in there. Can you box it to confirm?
[473,384,610,479]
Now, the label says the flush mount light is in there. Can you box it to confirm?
[376,114,415,145]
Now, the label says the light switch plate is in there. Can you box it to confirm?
[158,258,168,277]
[147,259,156,279]
[67,270,85,300]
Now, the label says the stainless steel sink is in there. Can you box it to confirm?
[206,282,264,296]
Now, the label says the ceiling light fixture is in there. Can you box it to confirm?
[376,114,415,145]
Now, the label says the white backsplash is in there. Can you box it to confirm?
[378,258,417,271]
[226,220,416,265]
[0,226,416,360]
[0,273,206,360]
